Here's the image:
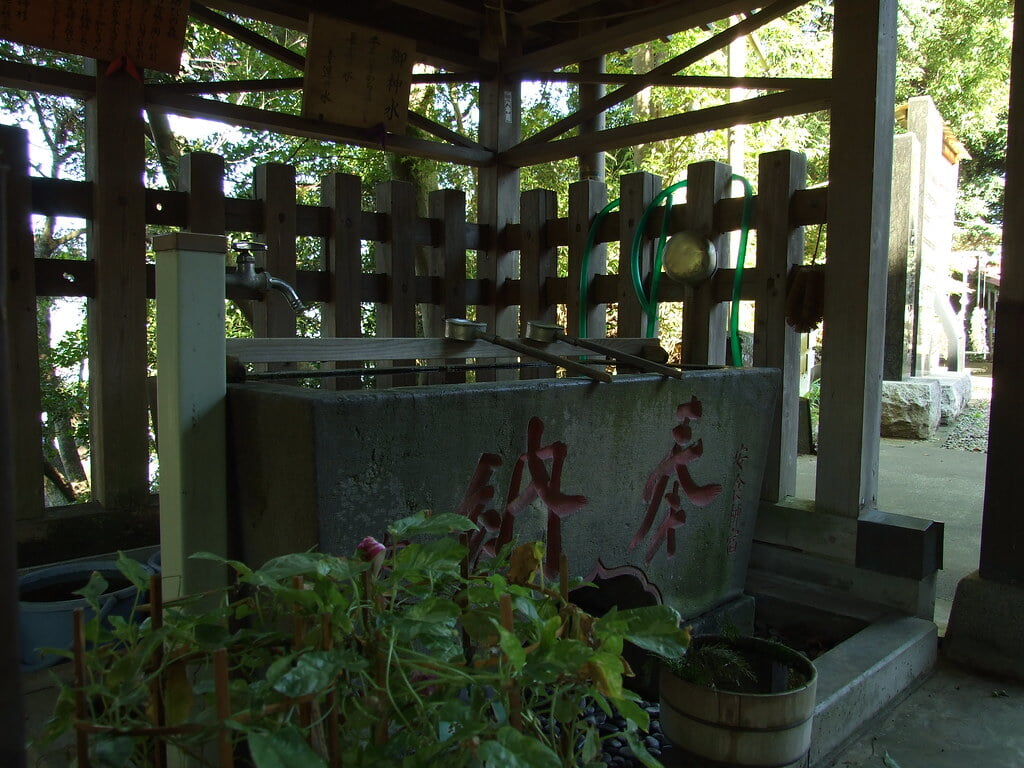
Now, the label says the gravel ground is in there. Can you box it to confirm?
[939,398,991,452]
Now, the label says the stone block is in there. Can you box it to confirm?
[881,379,941,439]
[912,372,972,425]
[228,370,780,622]
[944,571,1024,681]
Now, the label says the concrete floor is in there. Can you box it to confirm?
[802,369,1024,768]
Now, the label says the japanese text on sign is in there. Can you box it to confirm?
[0,0,188,73]
[302,14,413,133]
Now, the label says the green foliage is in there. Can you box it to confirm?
[40,512,690,767]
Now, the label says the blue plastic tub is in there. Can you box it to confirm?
[17,559,150,671]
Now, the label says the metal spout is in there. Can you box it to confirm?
[227,241,306,314]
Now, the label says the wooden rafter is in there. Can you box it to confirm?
[511,0,605,28]
[500,83,831,167]
[145,90,494,166]
[523,71,829,90]
[148,77,304,95]
[190,2,306,71]
[504,0,761,71]
[407,112,483,151]
[0,59,93,99]
[519,0,810,148]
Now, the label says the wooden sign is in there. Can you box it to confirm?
[0,0,188,73]
[303,15,413,133]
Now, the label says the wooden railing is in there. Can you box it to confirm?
[3,121,825,524]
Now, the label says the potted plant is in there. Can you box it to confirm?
[658,632,818,767]
[39,511,691,768]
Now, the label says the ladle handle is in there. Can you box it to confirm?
[568,336,683,379]
[482,333,613,383]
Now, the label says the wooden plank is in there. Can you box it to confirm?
[681,161,730,365]
[814,0,896,518]
[522,71,831,91]
[979,8,1024,584]
[146,90,494,167]
[253,163,298,367]
[567,180,608,339]
[226,336,655,363]
[0,127,42,521]
[476,16,521,381]
[429,189,469,383]
[180,152,226,234]
[754,150,806,503]
[320,173,363,390]
[86,61,150,509]
[375,180,419,388]
[519,188,558,379]
[519,0,809,147]
[618,172,661,338]
[501,85,831,168]
[505,0,759,72]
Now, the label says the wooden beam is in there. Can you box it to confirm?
[521,71,830,91]
[0,127,42,522]
[147,78,304,95]
[502,84,831,168]
[375,180,418,388]
[86,62,150,509]
[390,0,481,26]
[814,0,896,518]
[979,8,1024,584]
[0,59,93,99]
[145,90,494,166]
[754,150,806,503]
[190,2,306,71]
[519,0,810,147]
[407,112,486,151]
[512,0,603,27]
[253,163,298,362]
[617,172,660,338]
[506,0,760,74]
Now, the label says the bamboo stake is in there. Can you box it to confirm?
[559,553,569,603]
[499,594,522,731]
[213,648,234,768]
[322,614,340,768]
[148,574,167,768]
[292,576,312,733]
[72,608,90,768]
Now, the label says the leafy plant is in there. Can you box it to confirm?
[40,512,690,768]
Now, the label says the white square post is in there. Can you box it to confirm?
[154,233,229,598]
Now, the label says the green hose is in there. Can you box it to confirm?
[581,173,754,362]
[729,174,754,367]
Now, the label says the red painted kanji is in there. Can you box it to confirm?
[457,417,587,578]
[629,395,723,565]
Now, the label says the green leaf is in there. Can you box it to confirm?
[523,639,593,684]
[622,730,661,768]
[248,726,328,768]
[388,511,478,540]
[271,651,349,698]
[612,694,649,732]
[595,605,689,658]
[74,570,108,608]
[189,551,254,579]
[116,551,152,590]
[495,623,526,670]
[394,537,467,574]
[478,726,561,768]
[580,725,601,763]
[254,553,329,582]
[92,734,137,768]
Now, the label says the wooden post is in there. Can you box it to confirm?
[253,163,298,357]
[815,0,896,518]
[154,233,229,598]
[682,160,731,365]
[429,188,468,383]
[618,172,661,339]
[0,127,41,522]
[322,173,364,389]
[181,152,226,234]
[520,188,558,378]
[376,180,418,388]
[86,60,149,509]
[754,150,806,502]
[477,15,520,380]
[979,7,1024,584]
[0,136,27,768]
[578,52,606,182]
[567,180,608,339]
